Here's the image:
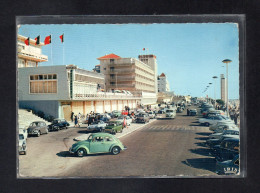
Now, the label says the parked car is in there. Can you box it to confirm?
[216,154,239,175]
[206,135,239,148]
[117,115,132,126]
[148,111,156,119]
[104,121,123,134]
[199,116,233,126]
[136,113,150,123]
[209,121,237,132]
[165,109,176,118]
[87,120,107,132]
[69,133,127,157]
[48,118,70,131]
[111,110,121,118]
[19,134,27,155]
[27,121,48,137]
[214,138,239,161]
[209,128,239,140]
[214,125,239,133]
[189,109,197,116]
[19,128,28,140]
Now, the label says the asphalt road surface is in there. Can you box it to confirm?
[19,106,218,177]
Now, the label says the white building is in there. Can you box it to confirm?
[158,73,170,92]
[98,53,158,105]
[17,35,48,68]
[18,65,141,120]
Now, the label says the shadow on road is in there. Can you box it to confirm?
[189,148,212,157]
[56,151,74,157]
[189,124,203,126]
[182,158,216,173]
[195,137,209,140]
[196,132,212,136]
[195,142,207,147]
[77,130,98,134]
[56,151,109,157]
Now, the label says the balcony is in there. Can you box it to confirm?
[110,69,135,73]
[107,84,136,88]
[73,92,141,100]
[107,75,135,81]
[18,48,48,62]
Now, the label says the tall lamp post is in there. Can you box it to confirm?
[209,83,212,104]
[212,76,218,108]
[222,59,232,117]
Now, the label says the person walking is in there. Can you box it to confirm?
[74,115,78,127]
[123,116,127,129]
[71,112,74,122]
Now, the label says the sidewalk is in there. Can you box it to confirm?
[74,119,157,141]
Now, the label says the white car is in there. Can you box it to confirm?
[199,116,233,126]
[209,128,239,140]
[19,134,27,155]
[148,111,156,119]
[19,128,28,140]
[87,120,107,132]
[209,121,236,131]
[117,115,132,126]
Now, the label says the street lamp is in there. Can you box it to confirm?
[209,83,212,104]
[212,76,218,108]
[222,59,232,117]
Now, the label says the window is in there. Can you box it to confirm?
[110,59,114,64]
[30,74,57,94]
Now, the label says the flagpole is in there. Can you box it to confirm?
[51,34,53,65]
[63,33,65,65]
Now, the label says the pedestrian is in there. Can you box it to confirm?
[71,112,74,122]
[74,115,78,127]
[123,116,127,128]
[234,112,239,125]
[187,108,190,116]
[87,115,91,126]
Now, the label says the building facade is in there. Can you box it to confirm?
[98,53,158,105]
[18,65,141,120]
[157,73,170,92]
[220,74,226,103]
[17,35,48,68]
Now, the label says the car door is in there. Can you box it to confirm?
[89,136,107,153]
[103,136,115,152]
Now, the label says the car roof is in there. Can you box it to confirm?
[90,132,115,138]
[32,121,45,123]
[223,137,240,142]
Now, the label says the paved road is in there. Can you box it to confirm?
[60,107,218,177]
[19,106,218,177]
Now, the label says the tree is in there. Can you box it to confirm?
[216,99,225,106]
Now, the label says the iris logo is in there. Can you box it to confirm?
[224,167,238,174]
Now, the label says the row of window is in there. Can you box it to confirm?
[136,73,154,82]
[135,66,154,77]
[30,74,57,80]
[30,81,57,93]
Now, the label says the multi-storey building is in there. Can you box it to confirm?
[98,53,158,105]
[157,73,170,92]
[17,35,48,68]
[18,65,141,120]
[220,74,226,103]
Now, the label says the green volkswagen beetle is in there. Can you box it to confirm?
[104,121,123,134]
[69,133,127,157]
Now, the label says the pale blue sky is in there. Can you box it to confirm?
[19,23,239,99]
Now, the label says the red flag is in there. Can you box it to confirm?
[34,35,40,45]
[44,35,51,45]
[24,37,30,46]
[59,34,64,43]
[143,48,145,51]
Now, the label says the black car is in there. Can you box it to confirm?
[216,154,239,175]
[206,135,239,149]
[48,118,70,131]
[214,138,239,161]
[189,109,197,116]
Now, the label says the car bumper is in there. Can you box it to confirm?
[69,147,75,154]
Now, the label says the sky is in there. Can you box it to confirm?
[18,23,239,99]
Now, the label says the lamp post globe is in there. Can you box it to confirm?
[222,59,232,116]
